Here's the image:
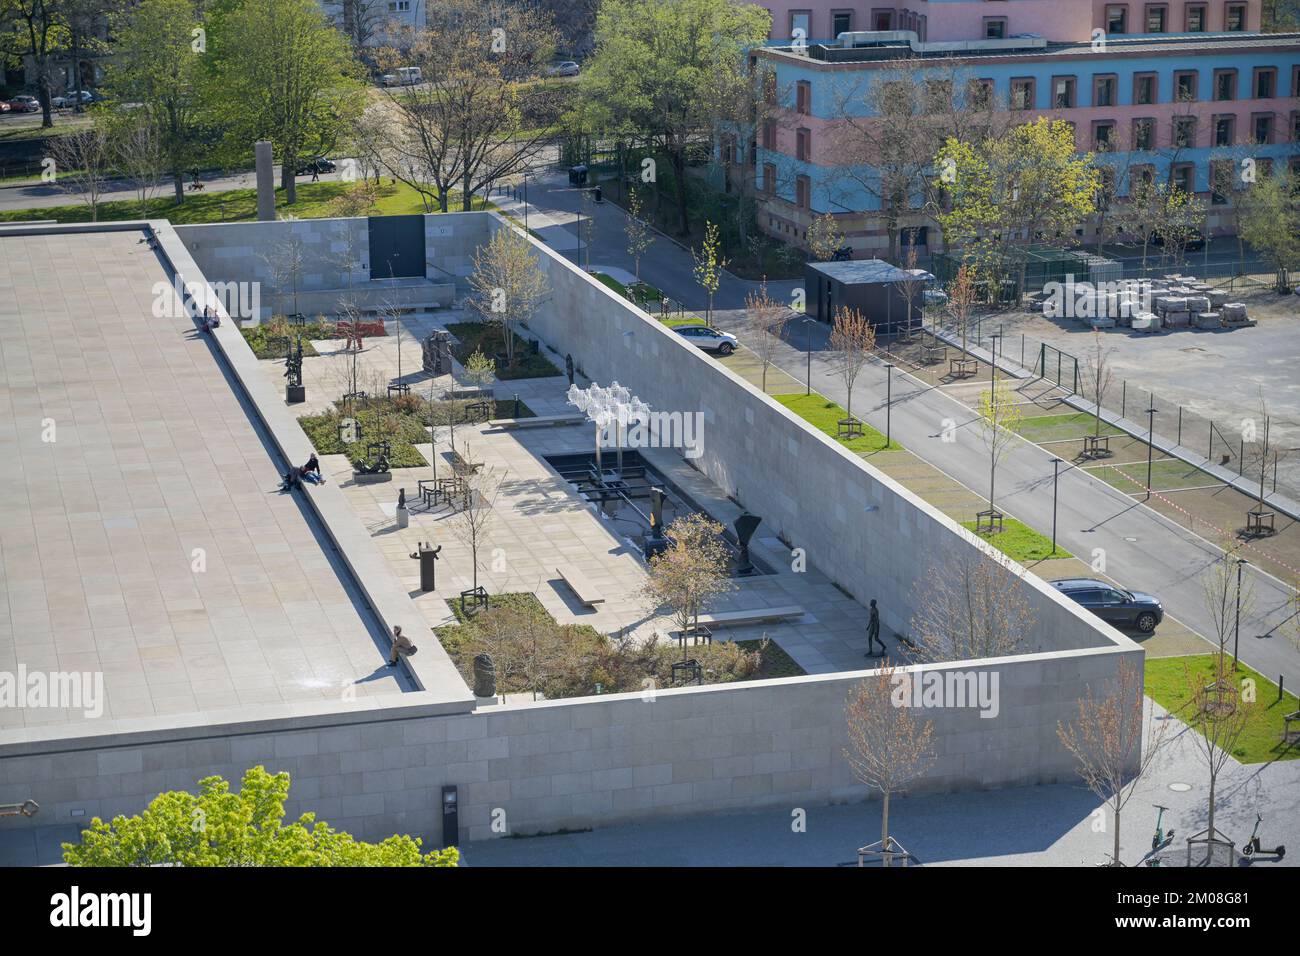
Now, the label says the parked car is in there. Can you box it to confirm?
[1050,578,1164,633]
[675,324,737,356]
[51,90,94,108]
[0,100,10,114]
[1149,230,1207,252]
[8,95,40,113]
[295,158,336,176]
[381,66,422,86]
[546,61,580,77]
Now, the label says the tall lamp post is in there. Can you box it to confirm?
[1050,457,1063,555]
[884,362,895,447]
[802,317,816,396]
[1145,406,1158,499]
[1232,556,1248,669]
[522,169,530,233]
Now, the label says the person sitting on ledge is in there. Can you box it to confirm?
[202,305,220,332]
[279,468,302,492]
[299,453,325,485]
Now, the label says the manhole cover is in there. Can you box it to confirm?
[1168,782,1192,792]
[1124,536,1138,542]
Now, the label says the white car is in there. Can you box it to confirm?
[51,90,94,108]
[546,61,580,78]
[675,325,738,355]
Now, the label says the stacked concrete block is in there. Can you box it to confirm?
[1131,312,1160,332]
[1193,311,1221,329]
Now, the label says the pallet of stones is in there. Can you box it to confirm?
[1149,276,1251,331]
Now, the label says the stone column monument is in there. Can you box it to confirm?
[255,141,275,221]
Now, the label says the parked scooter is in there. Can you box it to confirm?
[1151,804,1175,852]
[1241,814,1286,859]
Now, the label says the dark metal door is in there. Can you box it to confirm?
[368,215,426,280]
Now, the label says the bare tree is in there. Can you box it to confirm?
[448,456,505,599]
[896,246,925,338]
[468,225,550,369]
[1201,543,1255,679]
[829,305,876,425]
[639,513,735,643]
[806,212,844,263]
[1058,659,1170,865]
[844,663,936,866]
[977,377,1026,517]
[48,120,112,222]
[910,547,1037,664]
[624,187,655,284]
[745,279,789,394]
[945,263,977,362]
[1082,330,1115,452]
[1183,653,1255,851]
[109,111,166,220]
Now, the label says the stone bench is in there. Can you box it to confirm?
[686,605,806,630]
[556,564,604,607]
[489,414,585,430]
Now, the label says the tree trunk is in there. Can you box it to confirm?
[1113,803,1121,866]
[282,157,297,205]
[1207,773,1217,841]
[881,790,892,867]
[173,169,184,204]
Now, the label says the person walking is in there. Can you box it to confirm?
[864,599,886,657]
[387,624,417,667]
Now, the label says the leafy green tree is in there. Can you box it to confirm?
[204,0,362,204]
[62,766,460,866]
[692,219,727,321]
[1238,171,1300,291]
[578,0,770,236]
[935,118,1100,297]
[104,0,206,202]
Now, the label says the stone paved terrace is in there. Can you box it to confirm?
[0,228,414,737]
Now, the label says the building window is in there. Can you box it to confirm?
[388,0,410,10]
[1093,121,1116,151]
[984,17,1007,39]
[1253,113,1274,144]
[1174,70,1198,102]
[1132,165,1156,189]
[790,10,811,38]
[1106,4,1128,33]
[795,174,811,209]
[1293,111,1300,141]
[1210,160,1232,205]
[1133,73,1157,105]
[1093,74,1117,107]
[796,80,811,114]
[1052,76,1076,109]
[763,163,776,194]
[1133,117,1155,150]
[1144,3,1167,31]
[832,10,853,36]
[924,78,953,113]
[1213,69,1237,101]
[872,9,894,31]
[967,79,994,111]
[762,120,776,150]
[1294,66,1300,96]
[1213,114,1235,146]
[1254,68,1276,99]
[1173,116,1197,147]
[796,127,811,161]
[1225,3,1246,30]
[749,138,757,165]
[1185,3,1206,29]
[1171,163,1194,194]
[1011,77,1035,110]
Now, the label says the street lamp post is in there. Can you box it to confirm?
[1146,406,1158,499]
[1233,557,1248,669]
[1050,457,1063,555]
[884,362,895,447]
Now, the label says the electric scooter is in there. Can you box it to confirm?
[1241,814,1286,859]
[1152,804,1175,852]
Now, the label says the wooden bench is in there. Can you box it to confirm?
[556,564,604,607]
[685,606,806,630]
[489,414,585,430]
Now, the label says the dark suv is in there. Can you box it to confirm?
[1050,578,1164,633]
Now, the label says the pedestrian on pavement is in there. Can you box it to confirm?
[864,599,886,657]
[387,624,417,666]
[565,353,575,386]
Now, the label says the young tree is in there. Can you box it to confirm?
[448,458,505,599]
[935,118,1101,298]
[47,118,112,221]
[692,220,727,322]
[910,547,1037,664]
[745,279,789,394]
[1057,659,1170,866]
[829,305,875,425]
[640,513,735,642]
[109,109,166,219]
[1238,171,1300,291]
[896,246,925,338]
[624,187,655,284]
[977,377,1026,517]
[103,0,204,202]
[62,766,459,866]
[806,211,844,262]
[1202,542,1255,676]
[1082,330,1115,452]
[578,0,770,236]
[844,663,936,866]
[945,263,977,360]
[205,0,363,204]
[1183,653,1255,854]
[468,225,550,369]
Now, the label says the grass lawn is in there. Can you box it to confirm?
[1145,655,1300,763]
[1018,412,1126,444]
[588,272,704,327]
[445,321,560,380]
[775,393,902,453]
[737,637,806,678]
[1085,457,1220,494]
[0,179,494,225]
[241,320,368,359]
[961,517,1073,562]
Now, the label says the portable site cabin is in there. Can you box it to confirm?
[804,259,922,333]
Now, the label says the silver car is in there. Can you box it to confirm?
[675,325,738,356]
